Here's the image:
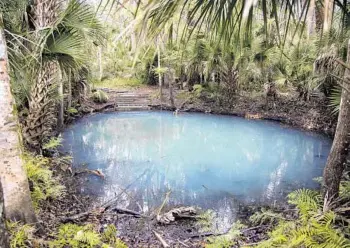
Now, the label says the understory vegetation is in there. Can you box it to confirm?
[1,0,350,247]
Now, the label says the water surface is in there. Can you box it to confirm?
[61,111,331,230]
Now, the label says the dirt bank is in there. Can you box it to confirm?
[150,89,337,137]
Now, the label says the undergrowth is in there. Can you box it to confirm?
[7,222,128,248]
[50,223,127,248]
[23,153,65,209]
[251,189,350,248]
[42,137,63,150]
[91,90,109,103]
[7,221,34,248]
[202,187,350,248]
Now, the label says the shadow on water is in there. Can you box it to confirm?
[61,111,332,231]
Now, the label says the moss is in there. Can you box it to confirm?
[91,90,109,103]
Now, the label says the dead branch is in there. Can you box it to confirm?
[190,225,269,239]
[73,169,105,178]
[152,230,170,248]
[110,207,148,218]
[61,206,147,223]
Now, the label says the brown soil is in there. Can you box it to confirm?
[150,88,337,137]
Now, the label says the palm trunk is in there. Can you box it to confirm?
[323,39,350,199]
[24,61,58,146]
[24,0,60,147]
[0,15,37,223]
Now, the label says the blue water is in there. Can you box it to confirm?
[61,111,331,230]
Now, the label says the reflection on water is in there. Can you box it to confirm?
[61,111,331,231]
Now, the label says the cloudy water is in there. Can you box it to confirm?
[61,111,331,231]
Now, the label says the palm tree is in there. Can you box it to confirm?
[142,0,350,200]
[22,0,103,148]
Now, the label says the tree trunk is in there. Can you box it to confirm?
[0,15,37,223]
[307,0,316,36]
[58,72,64,130]
[157,43,163,107]
[98,46,103,81]
[67,69,72,109]
[323,0,334,32]
[23,0,60,147]
[0,179,10,248]
[323,39,350,200]
[168,69,175,108]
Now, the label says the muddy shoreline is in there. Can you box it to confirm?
[36,89,336,247]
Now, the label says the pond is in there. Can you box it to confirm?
[61,111,331,230]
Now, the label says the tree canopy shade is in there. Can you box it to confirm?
[140,0,348,45]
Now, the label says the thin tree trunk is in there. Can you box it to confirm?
[157,43,163,107]
[0,14,37,223]
[58,71,64,130]
[323,39,350,200]
[67,69,72,109]
[307,0,316,36]
[168,69,175,108]
[98,46,103,81]
[323,0,334,32]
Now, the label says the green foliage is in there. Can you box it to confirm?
[205,221,246,248]
[24,154,65,209]
[94,78,142,89]
[43,137,63,150]
[5,0,103,111]
[50,223,127,248]
[7,221,34,248]
[67,107,79,114]
[193,84,204,97]
[153,67,168,75]
[249,208,285,225]
[256,189,350,248]
[197,210,216,232]
[329,86,342,114]
[91,90,109,103]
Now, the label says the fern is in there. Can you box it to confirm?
[43,137,63,150]
[256,189,350,248]
[7,221,34,248]
[339,181,350,199]
[249,208,285,225]
[205,221,246,248]
[50,223,128,248]
[24,154,65,208]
